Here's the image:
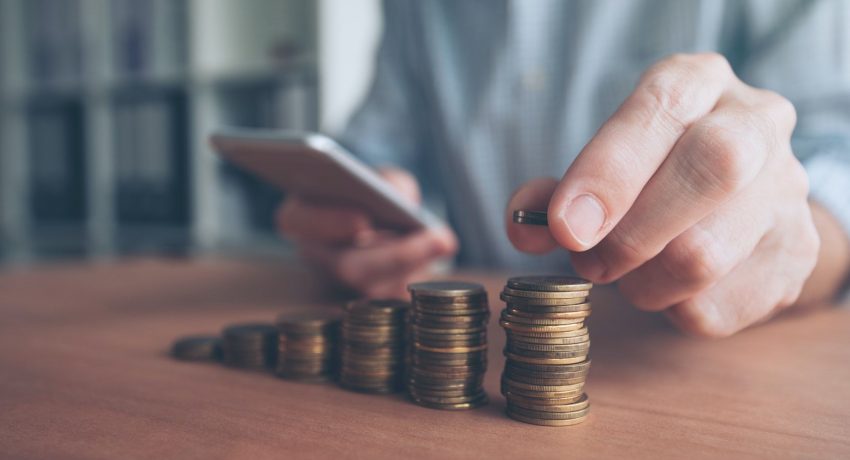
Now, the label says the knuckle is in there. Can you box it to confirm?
[689,121,757,197]
[698,52,733,76]
[659,231,726,286]
[756,89,797,132]
[786,156,810,196]
[602,228,647,269]
[640,69,691,132]
[671,299,736,338]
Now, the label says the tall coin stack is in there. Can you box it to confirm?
[407,281,490,410]
[339,299,409,393]
[499,276,592,426]
[222,323,278,370]
[276,312,342,383]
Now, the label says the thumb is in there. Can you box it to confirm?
[378,167,422,205]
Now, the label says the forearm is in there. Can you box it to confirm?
[794,202,850,309]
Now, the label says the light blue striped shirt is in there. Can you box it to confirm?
[341,0,850,270]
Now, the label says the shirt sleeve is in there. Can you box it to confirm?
[737,0,850,239]
[336,0,429,175]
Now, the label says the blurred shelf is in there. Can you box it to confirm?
[0,0,319,265]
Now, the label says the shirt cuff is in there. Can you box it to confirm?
[803,149,850,303]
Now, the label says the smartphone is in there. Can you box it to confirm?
[209,128,441,232]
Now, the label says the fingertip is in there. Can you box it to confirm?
[429,226,459,256]
[548,192,608,252]
[379,167,422,204]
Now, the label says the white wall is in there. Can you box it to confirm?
[318,0,382,134]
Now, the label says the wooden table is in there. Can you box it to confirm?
[1,258,848,459]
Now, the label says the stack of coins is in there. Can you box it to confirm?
[499,276,592,426]
[276,312,342,382]
[407,281,490,410]
[171,335,222,362]
[222,323,278,370]
[339,299,409,393]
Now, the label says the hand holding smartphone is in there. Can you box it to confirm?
[209,128,457,298]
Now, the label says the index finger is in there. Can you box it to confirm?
[548,53,733,251]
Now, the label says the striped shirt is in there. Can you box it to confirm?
[341,0,850,270]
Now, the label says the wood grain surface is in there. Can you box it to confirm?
[0,258,848,459]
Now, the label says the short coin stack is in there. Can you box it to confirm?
[222,323,278,370]
[499,276,592,426]
[339,299,409,393]
[276,312,342,382]
[407,281,490,410]
[171,335,222,362]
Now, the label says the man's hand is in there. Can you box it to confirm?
[277,167,458,298]
[507,53,822,337]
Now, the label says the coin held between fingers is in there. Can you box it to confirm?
[513,210,549,226]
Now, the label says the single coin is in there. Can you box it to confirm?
[500,294,588,306]
[505,359,591,375]
[506,410,589,426]
[500,321,584,333]
[412,306,490,316]
[504,352,588,365]
[506,394,589,413]
[507,342,590,354]
[503,391,585,406]
[502,377,584,393]
[171,335,222,362]
[409,391,487,404]
[507,302,590,318]
[414,343,488,353]
[506,327,589,339]
[410,393,488,410]
[276,312,343,334]
[502,287,590,299]
[508,404,590,420]
[505,374,587,387]
[507,275,593,292]
[512,210,549,226]
[507,333,589,345]
[408,281,486,298]
[345,298,410,313]
[506,309,591,321]
[500,312,587,326]
[501,384,584,400]
[505,348,588,360]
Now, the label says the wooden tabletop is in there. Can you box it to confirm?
[1,258,848,459]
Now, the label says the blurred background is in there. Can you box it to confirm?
[0,0,382,266]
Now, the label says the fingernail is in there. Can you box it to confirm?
[561,194,606,247]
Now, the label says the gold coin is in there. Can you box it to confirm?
[506,308,591,320]
[502,287,590,299]
[507,393,589,412]
[500,294,588,306]
[500,321,584,333]
[506,327,589,339]
[410,394,488,410]
[502,377,584,393]
[507,340,589,352]
[505,410,587,426]
[500,312,587,326]
[508,404,590,420]
[501,385,584,400]
[414,343,488,353]
[507,275,593,292]
[408,281,487,298]
[344,298,410,314]
[504,352,587,365]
